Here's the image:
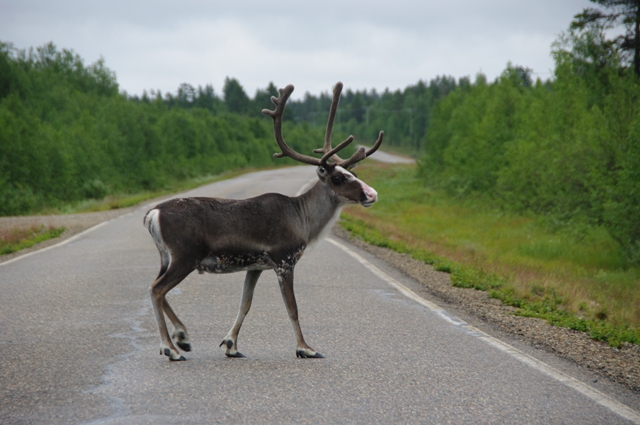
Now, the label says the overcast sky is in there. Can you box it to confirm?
[1,0,593,99]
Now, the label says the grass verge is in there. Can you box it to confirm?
[341,162,640,348]
[0,225,65,255]
[40,167,271,215]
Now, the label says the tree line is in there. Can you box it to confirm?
[0,42,340,216]
[419,0,640,263]
[284,77,459,151]
[130,76,460,151]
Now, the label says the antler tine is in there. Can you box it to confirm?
[262,85,323,166]
[313,81,343,156]
[319,135,355,164]
[340,131,385,169]
[310,81,361,167]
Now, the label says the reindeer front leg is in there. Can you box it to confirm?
[220,270,262,358]
[276,270,324,359]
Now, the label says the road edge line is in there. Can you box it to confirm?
[327,237,640,425]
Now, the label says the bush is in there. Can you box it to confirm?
[603,116,640,263]
[0,183,39,216]
[81,179,108,199]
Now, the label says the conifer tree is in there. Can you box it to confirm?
[571,0,640,76]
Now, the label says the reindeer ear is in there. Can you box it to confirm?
[317,166,329,178]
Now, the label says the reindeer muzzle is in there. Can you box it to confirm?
[360,183,378,208]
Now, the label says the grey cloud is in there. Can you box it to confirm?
[0,0,593,98]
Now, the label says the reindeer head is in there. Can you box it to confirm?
[315,163,378,207]
[263,82,383,208]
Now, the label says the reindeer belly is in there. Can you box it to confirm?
[196,252,273,274]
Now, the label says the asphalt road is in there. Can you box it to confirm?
[1,165,639,424]
[358,145,415,164]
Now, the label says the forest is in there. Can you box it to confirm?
[0,43,344,216]
[419,12,640,263]
[0,39,454,217]
[134,74,459,151]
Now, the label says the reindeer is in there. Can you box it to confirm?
[144,82,384,361]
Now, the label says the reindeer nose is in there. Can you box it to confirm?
[361,183,378,204]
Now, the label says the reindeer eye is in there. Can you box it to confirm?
[331,175,345,185]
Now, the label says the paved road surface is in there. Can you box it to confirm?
[1,166,639,424]
[357,145,415,164]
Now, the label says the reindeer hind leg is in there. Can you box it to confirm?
[163,298,191,352]
[150,259,194,361]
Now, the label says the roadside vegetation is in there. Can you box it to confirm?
[0,225,65,255]
[341,162,640,348]
[42,167,263,215]
[417,2,640,266]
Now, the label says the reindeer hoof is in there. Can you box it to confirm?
[177,341,192,352]
[220,338,244,357]
[170,355,187,361]
[172,331,191,352]
[296,349,324,359]
[162,347,186,361]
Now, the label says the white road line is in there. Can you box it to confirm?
[326,237,640,425]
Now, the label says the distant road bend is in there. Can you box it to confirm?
[0,155,639,424]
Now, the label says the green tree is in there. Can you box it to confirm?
[604,116,640,262]
[571,0,640,76]
[193,84,223,112]
[176,83,196,108]
[253,82,279,116]
[223,77,250,114]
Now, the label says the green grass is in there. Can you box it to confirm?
[341,162,640,347]
[0,225,65,255]
[41,167,270,215]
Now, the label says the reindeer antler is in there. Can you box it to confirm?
[262,82,384,168]
[312,82,384,169]
[339,131,385,169]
